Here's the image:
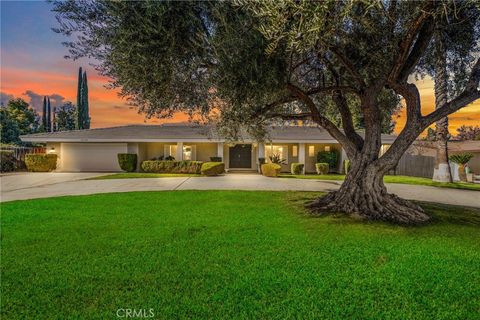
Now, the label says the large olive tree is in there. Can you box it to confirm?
[52,0,479,224]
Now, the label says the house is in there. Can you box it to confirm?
[20,123,397,173]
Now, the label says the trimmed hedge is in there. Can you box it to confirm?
[1,150,16,172]
[261,163,281,177]
[291,163,304,175]
[315,163,329,175]
[317,151,338,172]
[210,156,222,162]
[117,153,137,172]
[344,160,351,174]
[201,162,225,176]
[25,154,57,172]
[141,160,203,174]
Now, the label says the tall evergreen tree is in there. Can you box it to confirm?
[47,97,52,132]
[52,107,57,132]
[42,96,47,131]
[82,71,90,129]
[76,67,83,129]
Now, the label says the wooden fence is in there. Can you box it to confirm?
[392,153,435,178]
[0,146,46,161]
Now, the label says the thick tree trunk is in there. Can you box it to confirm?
[432,27,452,183]
[307,157,431,224]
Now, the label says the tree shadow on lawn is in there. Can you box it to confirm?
[284,191,480,228]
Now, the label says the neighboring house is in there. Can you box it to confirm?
[20,123,397,173]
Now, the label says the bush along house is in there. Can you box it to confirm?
[20,123,397,173]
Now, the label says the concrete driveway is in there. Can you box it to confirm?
[1,173,479,208]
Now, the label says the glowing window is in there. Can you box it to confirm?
[168,145,177,157]
[266,145,287,163]
[308,145,315,157]
[292,145,298,157]
[183,145,192,160]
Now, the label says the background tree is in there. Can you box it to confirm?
[76,67,82,129]
[52,0,480,224]
[55,102,76,131]
[75,67,90,129]
[47,97,52,132]
[42,96,47,131]
[455,125,480,141]
[82,71,90,129]
[0,98,39,144]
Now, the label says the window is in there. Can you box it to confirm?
[266,145,287,163]
[324,146,331,152]
[183,145,192,160]
[168,145,177,157]
[308,145,315,157]
[292,145,298,157]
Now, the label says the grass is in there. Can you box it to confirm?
[2,191,479,319]
[88,172,201,179]
[280,174,480,191]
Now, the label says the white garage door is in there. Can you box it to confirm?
[61,143,127,172]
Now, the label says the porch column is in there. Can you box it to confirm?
[176,142,183,161]
[298,143,305,174]
[217,142,224,159]
[258,143,265,159]
[339,148,348,174]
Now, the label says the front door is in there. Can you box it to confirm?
[229,144,252,168]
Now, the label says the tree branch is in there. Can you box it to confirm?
[328,46,366,89]
[396,17,435,83]
[388,1,436,82]
[268,113,313,120]
[286,83,358,156]
[422,57,480,126]
[332,90,364,150]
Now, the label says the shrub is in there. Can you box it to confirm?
[201,162,225,176]
[25,154,57,172]
[317,151,338,172]
[449,153,474,165]
[315,163,329,175]
[117,153,137,172]
[141,160,203,174]
[344,160,351,174]
[449,153,474,182]
[269,153,287,165]
[165,155,175,161]
[210,156,222,162]
[261,163,281,177]
[291,163,304,175]
[0,150,16,172]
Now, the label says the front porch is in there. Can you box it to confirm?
[133,141,346,174]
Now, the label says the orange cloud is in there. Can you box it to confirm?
[2,65,479,133]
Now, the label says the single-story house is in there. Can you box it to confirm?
[20,123,397,173]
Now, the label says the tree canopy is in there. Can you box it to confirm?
[52,0,480,224]
[0,98,39,144]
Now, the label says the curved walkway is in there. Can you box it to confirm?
[1,172,479,208]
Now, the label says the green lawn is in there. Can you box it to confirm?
[88,172,201,179]
[2,191,479,319]
[280,174,480,191]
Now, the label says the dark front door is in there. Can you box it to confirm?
[229,144,252,168]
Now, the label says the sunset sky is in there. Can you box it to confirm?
[1,1,479,135]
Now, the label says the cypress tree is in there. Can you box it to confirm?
[76,67,83,129]
[42,96,47,131]
[53,107,57,132]
[47,97,51,132]
[82,71,90,129]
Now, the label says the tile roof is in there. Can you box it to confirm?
[20,123,397,143]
